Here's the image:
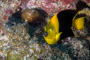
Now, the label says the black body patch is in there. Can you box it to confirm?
[57,10,78,39]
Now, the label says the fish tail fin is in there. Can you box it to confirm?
[72,17,85,31]
[72,10,86,31]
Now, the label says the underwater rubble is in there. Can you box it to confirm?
[0,0,90,60]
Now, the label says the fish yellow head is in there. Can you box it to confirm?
[43,22,62,45]
[43,13,62,45]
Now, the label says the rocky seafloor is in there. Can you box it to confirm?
[0,0,90,60]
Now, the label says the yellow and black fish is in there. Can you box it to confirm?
[43,10,85,45]
[43,1,89,45]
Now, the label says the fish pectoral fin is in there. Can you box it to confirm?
[72,17,85,31]
[55,32,62,41]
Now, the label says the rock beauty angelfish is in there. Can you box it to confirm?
[43,0,90,45]
[43,9,86,45]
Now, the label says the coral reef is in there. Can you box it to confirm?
[0,23,72,60]
[0,0,90,60]
[61,37,90,60]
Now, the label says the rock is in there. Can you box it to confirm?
[22,9,41,23]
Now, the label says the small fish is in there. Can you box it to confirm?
[43,0,90,45]
[43,9,86,45]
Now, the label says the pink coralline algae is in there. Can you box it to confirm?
[25,0,61,14]
[86,0,90,3]
[23,0,87,15]
[62,0,79,6]
[53,0,58,2]
[3,9,13,20]
[1,0,90,22]
[1,1,20,21]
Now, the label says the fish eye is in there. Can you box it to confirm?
[44,32,48,37]
[50,28,53,31]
